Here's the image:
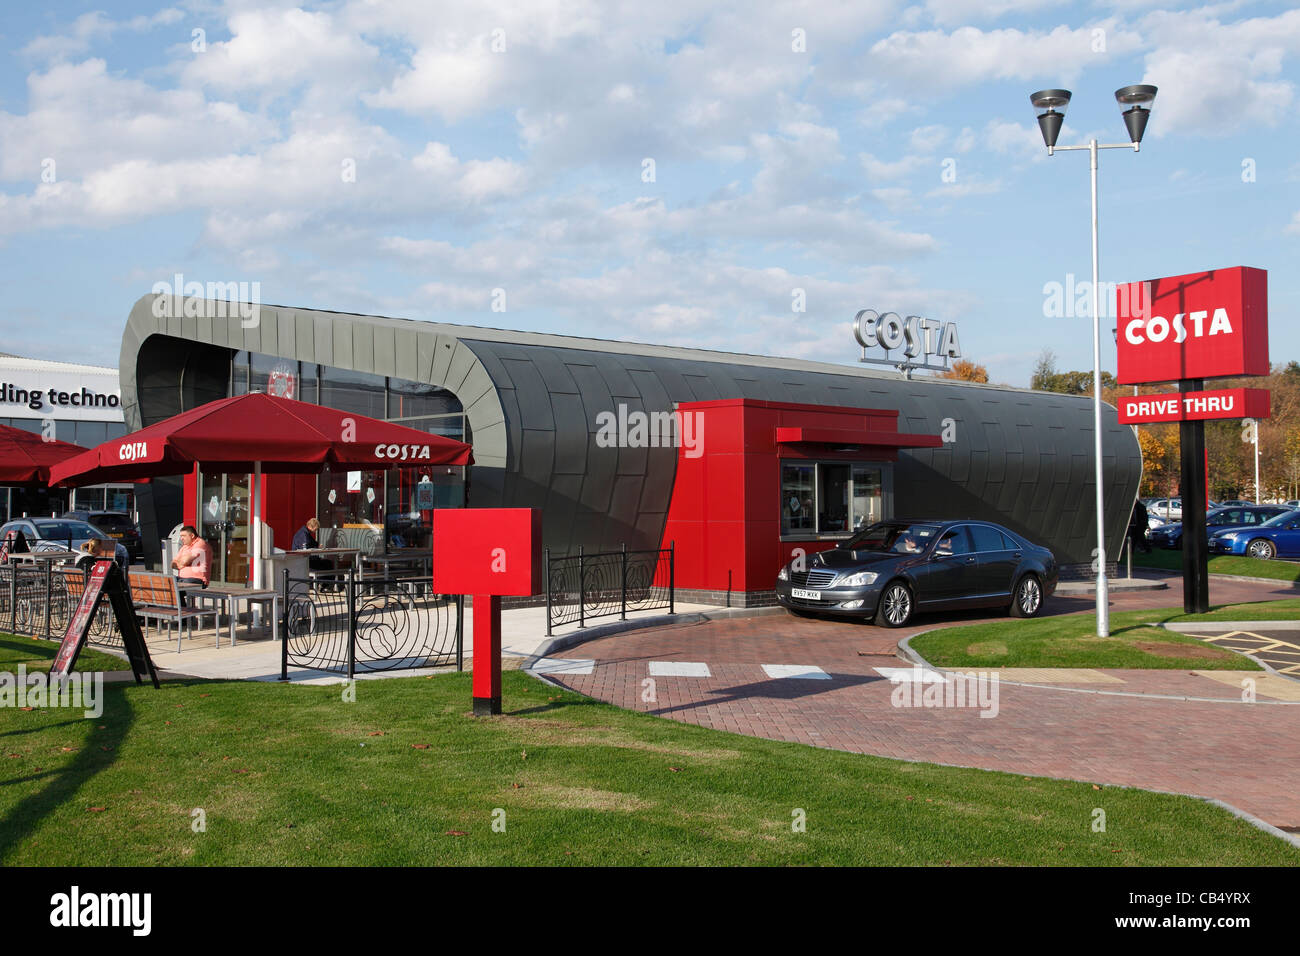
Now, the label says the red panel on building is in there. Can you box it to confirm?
[1115,266,1268,385]
[660,399,941,595]
[431,508,542,596]
[1117,387,1270,425]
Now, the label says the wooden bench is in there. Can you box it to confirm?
[127,571,221,651]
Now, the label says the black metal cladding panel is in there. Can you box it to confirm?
[499,359,554,431]
[626,368,673,412]
[595,361,640,400]
[495,387,524,472]
[564,362,615,417]
[549,393,589,476]
[516,431,555,510]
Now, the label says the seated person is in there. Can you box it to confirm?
[292,517,320,551]
[893,533,921,554]
[76,538,127,574]
[293,517,336,588]
[171,525,212,597]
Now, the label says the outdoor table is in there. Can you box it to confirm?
[293,547,362,580]
[6,550,78,565]
[187,584,281,647]
[361,552,432,596]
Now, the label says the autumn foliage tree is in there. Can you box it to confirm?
[1031,353,1300,501]
[937,359,989,383]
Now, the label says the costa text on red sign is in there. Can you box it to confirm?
[1115,266,1268,385]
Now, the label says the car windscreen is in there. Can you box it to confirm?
[30,520,99,540]
[1262,511,1299,528]
[844,523,941,553]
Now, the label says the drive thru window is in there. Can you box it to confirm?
[780,461,885,537]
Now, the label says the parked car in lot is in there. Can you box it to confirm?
[1209,511,1300,559]
[774,519,1058,627]
[62,510,143,561]
[1147,505,1293,549]
[0,517,129,568]
[1146,498,1182,522]
[1216,499,1255,508]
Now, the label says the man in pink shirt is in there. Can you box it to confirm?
[171,525,212,589]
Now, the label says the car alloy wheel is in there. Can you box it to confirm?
[1247,539,1276,560]
[876,582,913,628]
[1012,575,1042,617]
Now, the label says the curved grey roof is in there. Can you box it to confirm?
[120,294,1142,568]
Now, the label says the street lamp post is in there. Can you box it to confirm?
[1030,84,1157,638]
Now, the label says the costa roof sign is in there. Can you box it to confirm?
[1115,266,1268,384]
[1117,387,1271,425]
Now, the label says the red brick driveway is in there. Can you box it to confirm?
[540,574,1300,832]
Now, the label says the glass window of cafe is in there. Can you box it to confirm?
[230,352,469,551]
[780,461,886,537]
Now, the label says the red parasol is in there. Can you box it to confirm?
[48,392,473,487]
[0,423,88,485]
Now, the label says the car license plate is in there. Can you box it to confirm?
[109,533,123,538]
[791,588,821,600]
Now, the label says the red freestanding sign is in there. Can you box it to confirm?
[1116,266,1268,385]
[1117,387,1271,426]
[432,508,541,715]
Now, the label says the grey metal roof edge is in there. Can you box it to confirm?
[126,293,1097,408]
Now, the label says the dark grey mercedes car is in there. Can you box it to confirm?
[774,519,1058,627]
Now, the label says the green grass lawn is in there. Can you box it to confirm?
[0,635,1294,865]
[0,634,128,675]
[1136,548,1300,583]
[910,605,1273,670]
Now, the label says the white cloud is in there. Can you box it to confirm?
[909,124,948,153]
[860,152,927,180]
[21,9,183,61]
[984,119,1047,160]
[184,8,380,97]
[922,0,1070,28]
[868,21,1143,89]
[1136,8,1300,137]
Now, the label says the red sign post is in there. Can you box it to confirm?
[432,508,542,715]
[1115,266,1269,614]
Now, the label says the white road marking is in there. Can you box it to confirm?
[762,664,831,680]
[530,657,595,675]
[648,661,712,677]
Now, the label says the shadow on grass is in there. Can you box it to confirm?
[0,685,133,863]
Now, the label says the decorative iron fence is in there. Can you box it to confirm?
[544,544,674,635]
[0,563,120,648]
[279,569,463,678]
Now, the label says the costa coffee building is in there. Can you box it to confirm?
[119,293,1141,602]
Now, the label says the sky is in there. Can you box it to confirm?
[0,0,1296,388]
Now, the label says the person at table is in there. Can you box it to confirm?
[293,517,336,577]
[171,525,211,599]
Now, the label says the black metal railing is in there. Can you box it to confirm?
[545,544,674,635]
[0,564,121,648]
[279,568,463,679]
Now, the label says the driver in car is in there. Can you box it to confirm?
[895,533,921,553]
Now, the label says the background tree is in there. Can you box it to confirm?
[937,359,989,383]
